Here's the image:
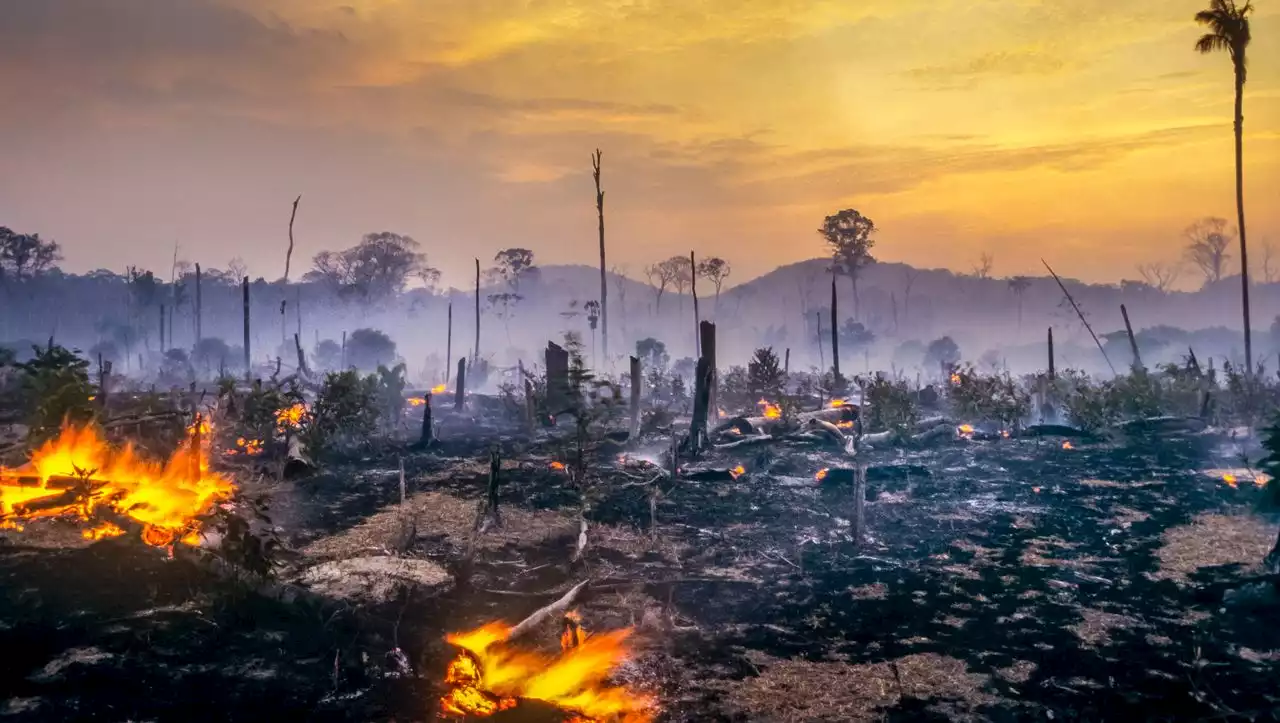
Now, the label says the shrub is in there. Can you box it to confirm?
[861,373,919,434]
[947,364,1030,429]
[747,347,785,401]
[1059,370,1121,432]
[15,343,97,441]
[303,370,379,456]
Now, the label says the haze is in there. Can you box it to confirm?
[1,0,1277,287]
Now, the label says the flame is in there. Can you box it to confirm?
[0,421,234,547]
[550,461,566,470]
[275,403,306,430]
[757,399,781,419]
[830,399,845,408]
[729,465,745,480]
[432,383,448,394]
[717,408,727,418]
[408,397,426,407]
[957,424,975,439]
[226,437,264,457]
[440,615,655,722]
[836,420,854,430]
[815,468,829,482]
[950,373,961,385]
[1062,441,1073,450]
[1223,473,1238,489]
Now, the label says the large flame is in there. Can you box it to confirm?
[0,420,234,547]
[440,612,655,722]
[756,399,781,419]
[432,383,449,394]
[276,403,306,430]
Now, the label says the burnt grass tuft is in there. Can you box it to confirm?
[3,428,1280,722]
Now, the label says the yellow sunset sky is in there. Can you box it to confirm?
[0,0,1276,287]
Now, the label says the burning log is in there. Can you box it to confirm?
[508,579,590,642]
[714,405,854,436]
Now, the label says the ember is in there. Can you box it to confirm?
[440,613,655,722]
[550,461,566,470]
[1062,441,1073,450]
[408,397,427,407]
[957,424,975,439]
[950,372,961,385]
[0,421,235,547]
[815,468,829,482]
[729,465,746,480]
[432,383,449,394]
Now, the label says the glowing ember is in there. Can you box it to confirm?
[815,468,829,482]
[1032,486,1042,494]
[225,437,264,456]
[550,461,566,471]
[836,420,855,430]
[1223,473,1238,489]
[957,424,975,439]
[729,465,745,480]
[1062,441,1073,450]
[440,615,655,722]
[0,421,234,547]
[408,397,427,407]
[950,373,961,385]
[717,409,727,418]
[830,399,845,408]
[432,383,448,394]
[756,399,781,419]
[1000,430,1010,439]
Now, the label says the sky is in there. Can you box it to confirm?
[0,0,1277,289]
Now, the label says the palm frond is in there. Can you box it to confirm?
[1195,32,1231,54]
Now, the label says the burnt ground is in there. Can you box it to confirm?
[2,423,1279,723]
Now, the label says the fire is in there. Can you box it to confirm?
[1223,473,1238,489]
[0,421,234,547]
[757,399,781,419]
[226,437,264,456]
[729,465,745,480]
[440,613,655,722]
[836,420,855,430]
[815,468,829,482]
[408,397,427,407]
[432,383,449,394]
[1062,441,1073,450]
[550,461,566,470]
[275,403,306,430]
[830,399,845,408]
[950,372,961,385]
[957,424,975,439]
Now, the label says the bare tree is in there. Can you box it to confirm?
[1136,261,1182,291]
[644,260,679,312]
[1184,217,1235,286]
[227,257,249,282]
[901,267,919,327]
[1007,276,1031,330]
[819,209,876,321]
[972,252,995,279]
[1260,237,1277,283]
[696,257,731,314]
[668,255,694,310]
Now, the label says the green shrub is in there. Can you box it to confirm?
[15,343,97,441]
[861,373,919,434]
[303,370,379,456]
[947,364,1030,429]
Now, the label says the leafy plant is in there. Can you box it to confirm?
[1059,370,1121,432]
[747,347,785,401]
[861,373,919,433]
[947,364,1030,429]
[15,343,97,441]
[303,370,379,456]
[373,363,408,428]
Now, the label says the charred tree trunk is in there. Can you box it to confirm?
[159,304,166,352]
[285,194,301,281]
[454,358,466,412]
[629,355,641,440]
[97,358,111,413]
[852,464,867,547]
[242,277,251,379]
[473,258,481,364]
[830,275,841,389]
[545,342,571,416]
[294,333,307,376]
[476,446,502,533]
[592,150,608,364]
[1047,327,1055,380]
[340,330,346,370]
[419,393,434,446]
[701,320,717,420]
[445,302,453,383]
[1121,304,1143,371]
[194,263,202,343]
[691,251,700,357]
[690,356,711,456]
[784,348,790,377]
[815,311,825,371]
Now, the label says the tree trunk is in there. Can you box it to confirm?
[445,302,452,383]
[242,277,251,379]
[594,150,608,365]
[1234,67,1252,373]
[830,275,840,385]
[473,259,481,365]
[629,356,641,440]
[194,263,202,343]
[455,358,466,412]
[849,274,860,322]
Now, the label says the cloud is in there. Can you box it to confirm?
[905,49,1070,84]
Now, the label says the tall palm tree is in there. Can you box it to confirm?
[1195,0,1254,370]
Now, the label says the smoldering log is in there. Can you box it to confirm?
[714,405,855,436]
[507,580,590,642]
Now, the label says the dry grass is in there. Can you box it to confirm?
[1069,608,1142,647]
[719,652,998,722]
[847,582,888,600]
[1151,513,1276,584]
[1103,506,1150,527]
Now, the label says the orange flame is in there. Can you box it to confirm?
[836,420,855,429]
[432,383,449,394]
[1062,441,1073,450]
[225,437,264,457]
[815,468,829,482]
[950,373,961,385]
[957,424,975,439]
[717,408,727,418]
[408,397,427,407]
[729,465,745,480]
[757,399,781,419]
[440,615,655,722]
[0,422,234,547]
[830,399,845,408]
[550,461,566,471]
[275,403,306,430]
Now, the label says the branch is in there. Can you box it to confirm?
[284,195,302,282]
[507,579,590,642]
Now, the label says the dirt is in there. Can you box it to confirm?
[2,425,1279,721]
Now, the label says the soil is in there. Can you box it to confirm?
[2,421,1279,722]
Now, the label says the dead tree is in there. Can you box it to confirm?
[454,358,466,412]
[701,321,717,419]
[852,464,867,547]
[473,258,481,363]
[830,275,840,388]
[97,357,112,412]
[242,277,251,378]
[592,149,608,363]
[194,263,202,343]
[446,301,453,383]
[784,348,790,377]
[545,342,570,415]
[690,356,711,455]
[475,446,502,533]
[1121,304,1143,371]
[159,304,166,351]
[294,333,307,376]
[284,194,301,281]
[419,393,434,447]
[629,356,641,440]
[1047,327,1055,379]
[691,251,700,356]
[815,311,825,371]
[1043,259,1116,375]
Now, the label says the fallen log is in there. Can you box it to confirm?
[283,436,315,478]
[1115,416,1207,435]
[1020,423,1093,439]
[714,406,854,436]
[713,434,774,450]
[507,579,590,642]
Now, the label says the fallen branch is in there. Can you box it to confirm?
[507,579,590,642]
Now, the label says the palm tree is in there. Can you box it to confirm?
[1195,0,1254,370]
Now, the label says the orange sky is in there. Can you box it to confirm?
[0,0,1276,288]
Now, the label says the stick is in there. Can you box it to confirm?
[1121,304,1143,370]
[284,195,301,282]
[1042,260,1116,375]
[593,150,609,364]
[507,580,590,642]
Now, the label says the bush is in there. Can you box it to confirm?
[747,347,785,401]
[1059,370,1121,432]
[15,343,97,441]
[303,370,379,456]
[861,373,919,433]
[345,328,397,371]
[947,364,1030,429]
